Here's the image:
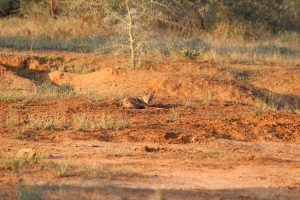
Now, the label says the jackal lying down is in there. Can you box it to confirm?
[122,91,155,109]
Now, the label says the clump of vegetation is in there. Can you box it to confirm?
[36,82,77,98]
[72,113,131,132]
[254,99,271,116]
[166,118,176,123]
[0,83,129,103]
[152,189,167,200]
[26,114,69,131]
[57,162,71,177]
[183,101,195,109]
[6,112,131,135]
[84,90,103,102]
[1,153,42,171]
[9,113,69,138]
[17,185,43,200]
[200,147,220,159]
[253,94,298,115]
[0,0,299,67]
[0,82,77,102]
[0,91,34,102]
[200,91,216,105]
[7,112,20,126]
[231,70,251,81]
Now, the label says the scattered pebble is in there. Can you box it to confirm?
[144,146,160,153]
[48,154,64,159]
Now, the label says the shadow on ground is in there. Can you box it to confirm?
[235,80,300,111]
[0,63,49,83]
[252,87,300,111]
[1,184,300,200]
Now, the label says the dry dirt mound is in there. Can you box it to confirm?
[47,68,252,103]
[250,67,300,95]
[0,55,48,71]
[0,66,36,92]
[1,52,299,111]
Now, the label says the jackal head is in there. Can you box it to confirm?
[141,91,155,105]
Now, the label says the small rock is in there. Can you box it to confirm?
[144,146,160,153]
[16,148,36,160]
[48,154,64,159]
[89,144,101,148]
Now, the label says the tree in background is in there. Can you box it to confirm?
[0,0,299,42]
[0,0,58,19]
[2,0,299,34]
[0,0,19,16]
[48,0,58,19]
[222,0,300,33]
[63,0,206,67]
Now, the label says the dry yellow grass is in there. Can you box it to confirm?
[1,15,299,67]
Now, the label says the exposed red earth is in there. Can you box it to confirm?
[0,50,299,199]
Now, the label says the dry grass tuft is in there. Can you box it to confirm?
[72,113,131,131]
[6,112,131,136]
[253,99,272,116]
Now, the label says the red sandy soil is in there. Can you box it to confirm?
[0,49,299,199]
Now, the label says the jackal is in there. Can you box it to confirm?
[122,91,155,109]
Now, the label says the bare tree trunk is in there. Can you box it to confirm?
[125,0,136,68]
[49,0,57,19]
